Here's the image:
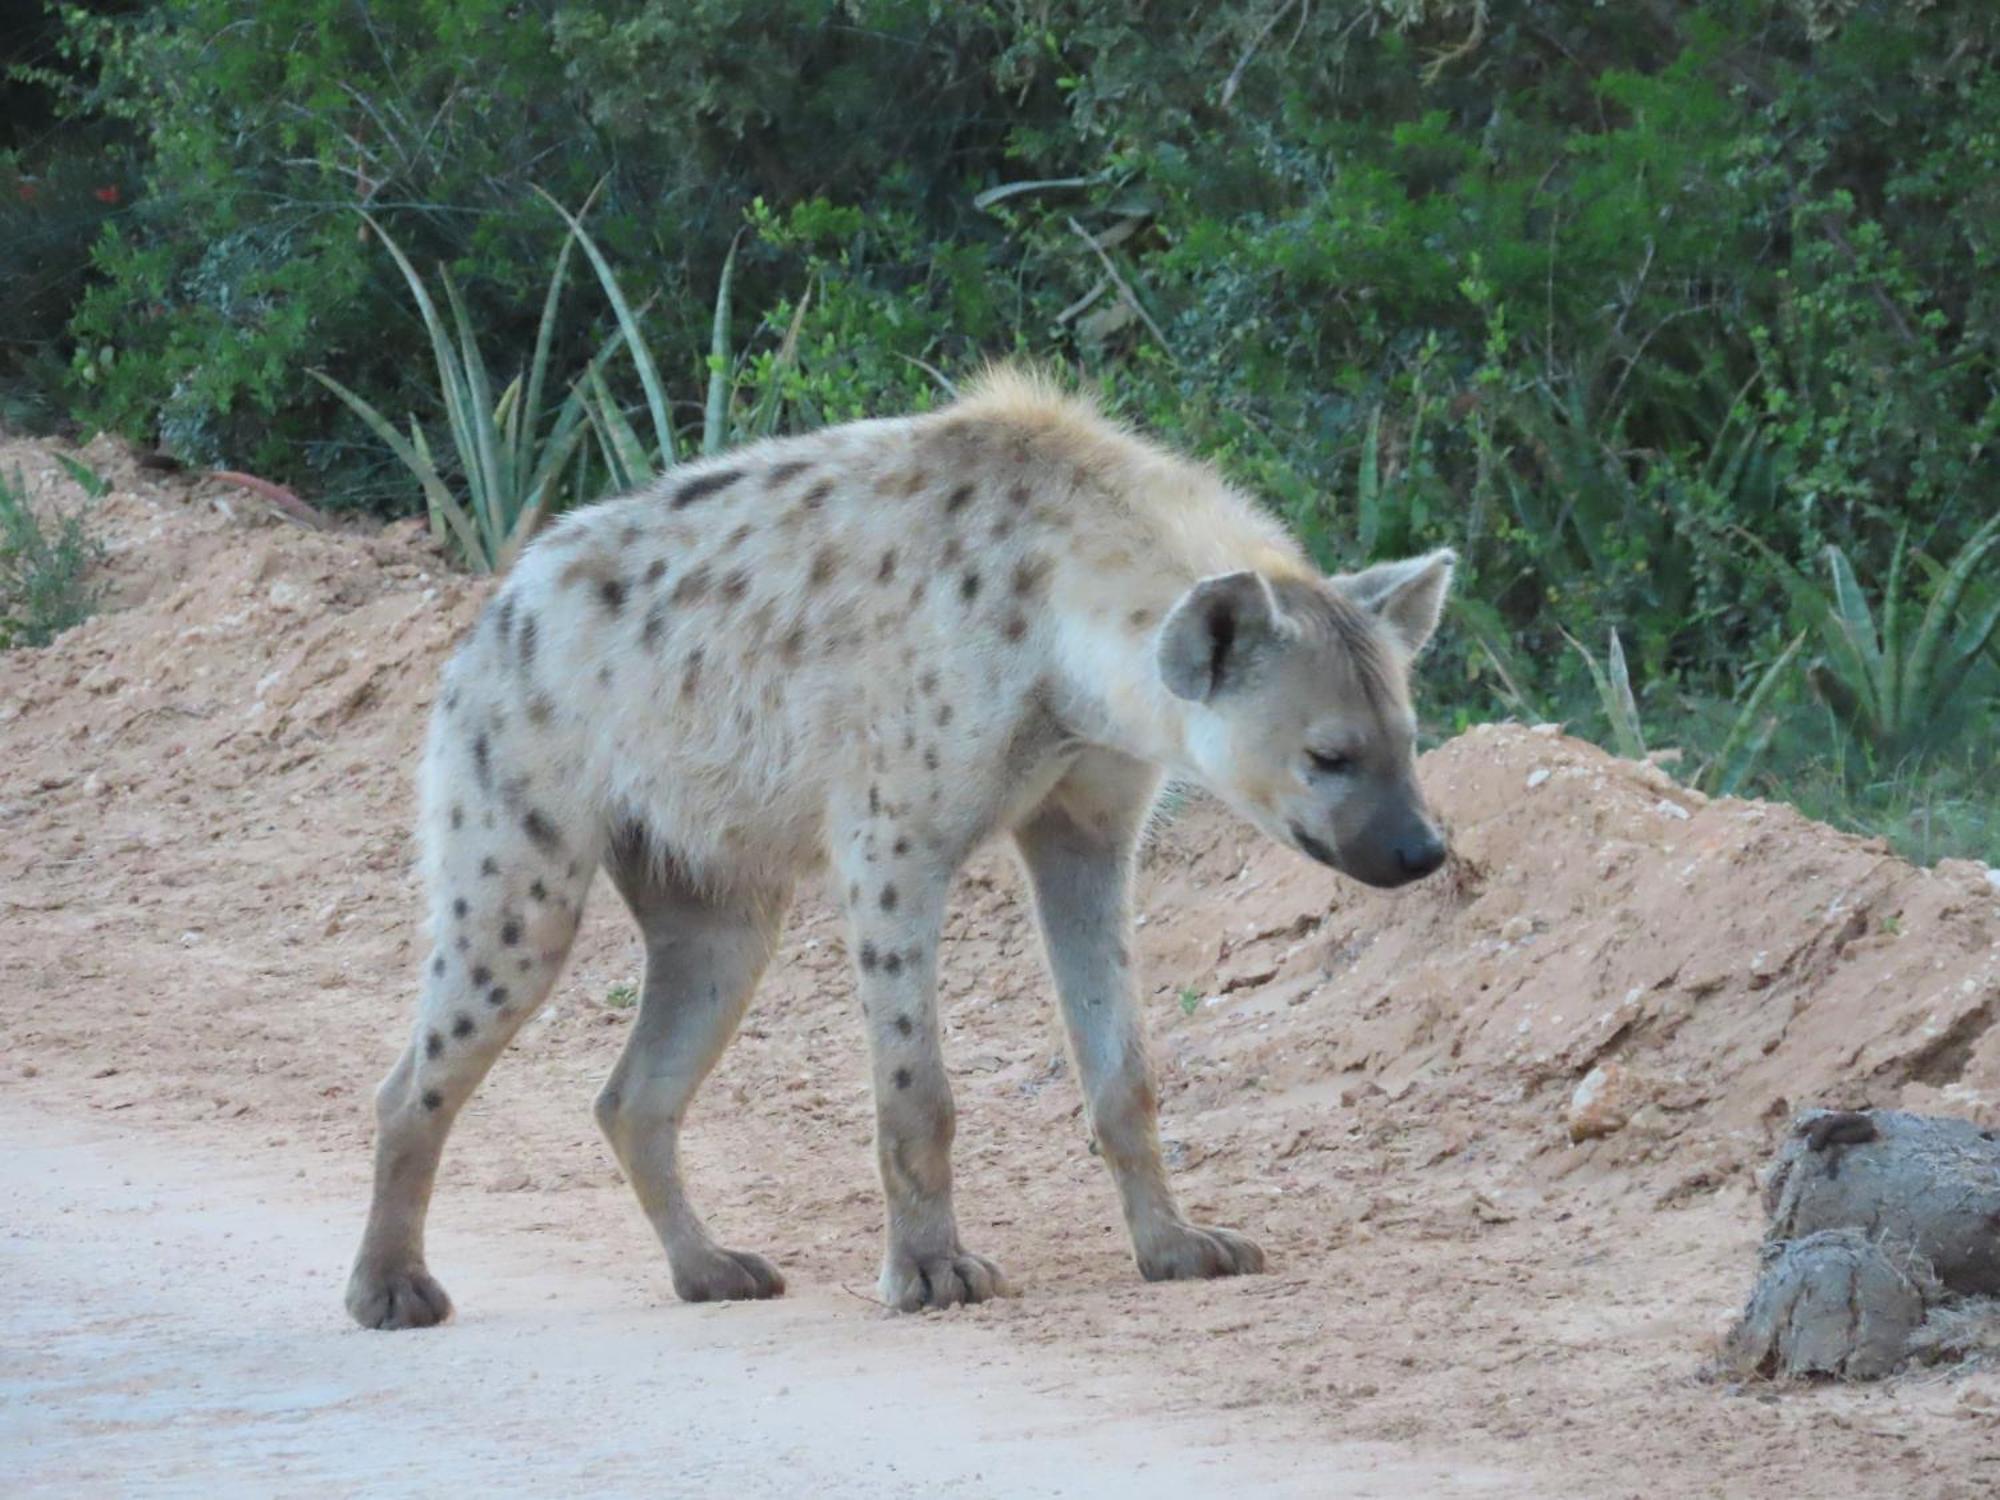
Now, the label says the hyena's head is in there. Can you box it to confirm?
[1158,549,1455,889]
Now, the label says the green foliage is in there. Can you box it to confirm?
[16,0,2000,858]
[1745,516,2000,766]
[0,464,101,649]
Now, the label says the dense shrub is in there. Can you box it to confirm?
[18,0,2000,852]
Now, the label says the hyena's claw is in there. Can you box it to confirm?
[347,1262,453,1330]
[671,1246,787,1304]
[883,1250,1012,1312]
[1136,1221,1266,1283]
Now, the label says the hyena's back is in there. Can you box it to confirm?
[424,392,1182,898]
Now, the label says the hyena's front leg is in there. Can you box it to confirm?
[1015,753,1266,1283]
[837,829,1008,1311]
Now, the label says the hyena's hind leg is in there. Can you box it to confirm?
[594,827,792,1302]
[346,789,598,1330]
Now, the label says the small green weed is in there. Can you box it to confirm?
[1177,986,1201,1017]
[0,465,101,649]
[604,982,638,1010]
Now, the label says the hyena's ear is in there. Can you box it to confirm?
[1335,548,1456,656]
[1158,571,1296,702]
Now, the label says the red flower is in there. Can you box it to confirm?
[14,182,36,203]
[93,184,120,205]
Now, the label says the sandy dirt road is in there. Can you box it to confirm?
[0,1103,1515,1499]
[6,436,2000,1499]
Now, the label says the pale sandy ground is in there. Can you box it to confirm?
[2,1103,1516,1499]
[4,436,1998,1498]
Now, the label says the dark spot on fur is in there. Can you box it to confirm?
[848,880,860,904]
[528,879,548,902]
[527,694,554,726]
[770,459,811,484]
[643,602,668,649]
[452,897,469,919]
[500,919,522,947]
[780,625,807,663]
[519,614,538,668]
[1128,607,1154,629]
[673,468,741,508]
[809,546,839,588]
[620,524,640,546]
[487,985,510,1008]
[893,1067,912,1089]
[480,856,499,877]
[472,734,492,790]
[941,537,963,567]
[1007,481,1031,506]
[876,549,896,584]
[935,704,954,726]
[455,935,470,952]
[645,557,668,584]
[450,804,464,830]
[893,836,911,855]
[1003,612,1028,642]
[431,955,446,977]
[918,670,938,696]
[868,784,881,817]
[1012,556,1049,598]
[425,1030,443,1059]
[496,596,516,643]
[672,565,711,606]
[522,809,562,854]
[453,1013,475,1039]
[422,1089,444,1111]
[472,965,492,987]
[726,522,754,550]
[883,951,904,977]
[894,1013,913,1036]
[720,569,750,606]
[880,883,898,912]
[959,570,981,603]
[680,648,705,700]
[598,577,627,613]
[802,479,833,510]
[859,941,879,972]
[597,664,612,687]
[909,578,927,608]
[923,746,940,771]
[945,482,975,514]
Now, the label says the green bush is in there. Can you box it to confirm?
[18,0,2000,857]
[0,462,102,649]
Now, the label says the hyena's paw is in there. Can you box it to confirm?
[1136,1221,1267,1283]
[880,1247,1012,1313]
[346,1262,453,1330]
[671,1246,787,1304]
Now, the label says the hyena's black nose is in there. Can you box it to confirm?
[1396,832,1447,879]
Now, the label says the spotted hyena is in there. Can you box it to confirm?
[347,369,1454,1328]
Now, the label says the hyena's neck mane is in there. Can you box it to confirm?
[940,370,1311,774]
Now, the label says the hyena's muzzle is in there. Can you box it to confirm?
[1292,771,1447,889]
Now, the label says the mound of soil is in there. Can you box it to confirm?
[5,434,1999,1496]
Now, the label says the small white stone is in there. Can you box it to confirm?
[1526,767,1551,789]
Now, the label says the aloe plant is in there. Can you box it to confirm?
[575,232,814,490]
[1563,626,1647,760]
[312,187,653,574]
[1740,513,2000,763]
[1562,623,1805,796]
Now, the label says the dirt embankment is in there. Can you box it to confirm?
[4,435,1998,1498]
